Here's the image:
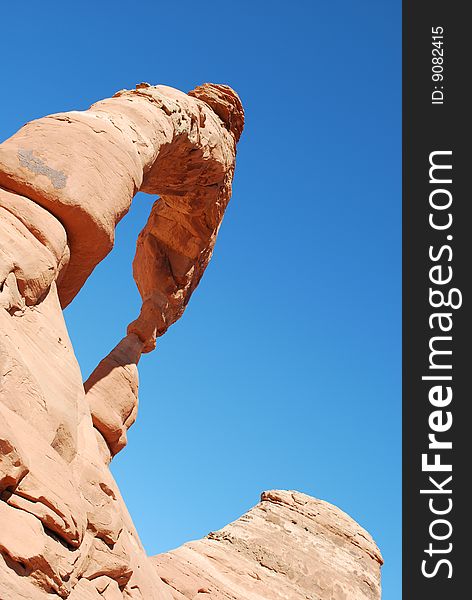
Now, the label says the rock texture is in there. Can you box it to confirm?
[153,490,383,600]
[0,83,383,600]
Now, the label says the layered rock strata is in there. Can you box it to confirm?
[154,490,383,600]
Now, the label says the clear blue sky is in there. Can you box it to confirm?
[1,2,400,598]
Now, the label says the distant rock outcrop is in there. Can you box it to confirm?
[0,84,382,599]
[153,490,383,600]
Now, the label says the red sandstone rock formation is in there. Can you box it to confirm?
[154,490,383,600]
[0,84,382,599]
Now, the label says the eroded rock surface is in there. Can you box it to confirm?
[153,490,383,600]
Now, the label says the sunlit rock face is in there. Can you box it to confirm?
[153,490,383,600]
[0,84,382,600]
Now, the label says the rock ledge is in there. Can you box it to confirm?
[153,489,383,600]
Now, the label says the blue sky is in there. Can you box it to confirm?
[1,1,401,597]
